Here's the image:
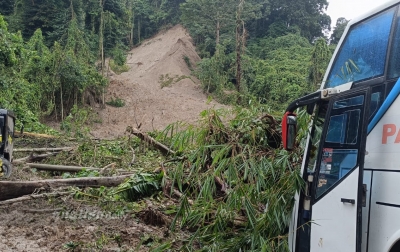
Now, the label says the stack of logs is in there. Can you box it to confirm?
[0,127,174,204]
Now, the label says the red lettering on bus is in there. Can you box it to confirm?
[382,124,396,144]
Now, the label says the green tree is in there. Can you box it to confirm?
[247,34,313,108]
[309,38,331,88]
[180,0,236,56]
[0,0,14,16]
[330,17,349,44]
[268,0,331,41]
[0,15,42,128]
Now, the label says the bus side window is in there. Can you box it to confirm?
[388,11,400,79]
[316,96,364,198]
[369,92,381,121]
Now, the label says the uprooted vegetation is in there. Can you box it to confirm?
[1,107,308,251]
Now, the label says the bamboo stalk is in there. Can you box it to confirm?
[14,147,74,152]
[27,163,101,172]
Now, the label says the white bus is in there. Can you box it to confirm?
[282,1,400,251]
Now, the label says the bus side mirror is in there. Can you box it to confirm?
[282,112,297,151]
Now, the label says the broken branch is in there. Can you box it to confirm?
[126,126,175,155]
[0,191,70,205]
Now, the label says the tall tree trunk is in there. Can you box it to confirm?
[70,0,75,19]
[130,10,134,47]
[53,91,57,121]
[138,17,141,44]
[99,0,105,106]
[235,0,245,96]
[216,18,220,46]
[60,84,64,120]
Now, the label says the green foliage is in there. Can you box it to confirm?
[159,74,190,88]
[194,34,326,109]
[268,0,331,41]
[180,0,236,56]
[63,241,81,251]
[246,54,310,109]
[109,59,130,74]
[159,107,306,251]
[113,172,163,201]
[159,74,175,88]
[0,15,44,130]
[60,105,94,138]
[111,47,126,66]
[106,97,125,107]
[330,17,349,44]
[309,38,332,88]
[183,55,193,71]
[195,45,232,94]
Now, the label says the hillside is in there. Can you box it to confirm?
[0,26,227,251]
[91,24,226,138]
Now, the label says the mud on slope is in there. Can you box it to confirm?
[91,25,226,138]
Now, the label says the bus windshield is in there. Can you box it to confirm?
[325,8,395,88]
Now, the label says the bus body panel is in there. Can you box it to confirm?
[366,92,400,170]
[310,167,360,251]
[367,171,400,251]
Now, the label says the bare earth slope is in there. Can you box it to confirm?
[91,25,225,138]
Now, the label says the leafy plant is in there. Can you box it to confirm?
[111,47,126,66]
[157,107,307,251]
[113,172,164,201]
[106,97,125,107]
[109,59,130,74]
[159,74,190,88]
[183,55,193,71]
[63,241,81,251]
[60,105,93,138]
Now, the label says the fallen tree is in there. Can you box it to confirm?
[0,175,131,200]
[126,126,175,155]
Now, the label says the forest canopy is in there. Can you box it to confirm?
[0,0,343,128]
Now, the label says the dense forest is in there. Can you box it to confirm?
[0,0,349,130]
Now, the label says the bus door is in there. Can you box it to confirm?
[308,88,369,251]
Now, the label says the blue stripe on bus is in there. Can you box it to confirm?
[368,78,400,134]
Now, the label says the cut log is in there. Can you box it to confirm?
[0,175,131,200]
[126,126,175,155]
[27,163,129,174]
[14,147,74,152]
[14,131,58,139]
[27,163,101,172]
[0,192,70,206]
